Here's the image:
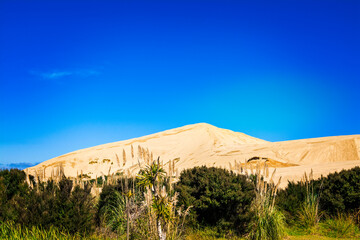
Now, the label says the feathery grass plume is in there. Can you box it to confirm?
[131,144,134,159]
[43,167,46,179]
[138,145,142,159]
[115,153,121,167]
[247,163,285,240]
[59,163,65,178]
[56,165,60,178]
[24,169,30,187]
[141,147,146,164]
[101,172,106,187]
[262,162,266,177]
[176,168,179,179]
[269,168,276,184]
[143,148,148,164]
[265,163,269,178]
[255,162,260,177]
[243,160,248,176]
[146,148,150,163]
[229,162,233,171]
[111,173,115,185]
[77,171,81,185]
[151,152,154,162]
[173,159,177,175]
[123,149,127,166]
[108,167,111,178]
[249,163,254,175]
[139,146,143,160]
[168,161,172,177]
[34,170,38,183]
[137,157,142,169]
[298,170,323,231]
[309,168,313,180]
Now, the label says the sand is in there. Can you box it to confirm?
[26,123,360,187]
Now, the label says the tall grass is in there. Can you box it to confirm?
[241,162,286,240]
[320,213,360,238]
[297,171,322,231]
[0,221,82,240]
[102,191,127,234]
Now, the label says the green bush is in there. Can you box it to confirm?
[320,167,360,215]
[277,167,360,224]
[0,169,96,235]
[175,166,255,235]
[0,169,30,223]
[276,181,308,224]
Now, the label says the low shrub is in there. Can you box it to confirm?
[0,169,96,235]
[277,167,360,224]
[175,166,255,235]
[320,167,360,216]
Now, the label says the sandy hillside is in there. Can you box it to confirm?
[26,123,360,187]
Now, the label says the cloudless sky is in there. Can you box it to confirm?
[0,0,359,167]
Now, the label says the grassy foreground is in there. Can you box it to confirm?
[1,222,359,240]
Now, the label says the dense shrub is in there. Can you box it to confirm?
[175,166,255,234]
[0,169,30,222]
[0,169,96,235]
[276,181,311,224]
[320,167,360,215]
[277,167,360,224]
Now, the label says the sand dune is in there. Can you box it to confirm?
[26,123,360,186]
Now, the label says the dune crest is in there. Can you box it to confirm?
[26,123,360,186]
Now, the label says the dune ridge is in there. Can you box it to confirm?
[26,123,360,186]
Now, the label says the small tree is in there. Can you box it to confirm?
[138,157,167,240]
[137,157,189,240]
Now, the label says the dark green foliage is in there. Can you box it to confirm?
[0,169,30,222]
[96,177,144,226]
[276,181,309,224]
[0,169,96,235]
[320,167,360,215]
[277,167,360,224]
[175,166,255,234]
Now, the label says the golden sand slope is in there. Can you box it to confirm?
[26,123,360,186]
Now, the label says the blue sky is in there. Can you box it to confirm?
[0,0,359,167]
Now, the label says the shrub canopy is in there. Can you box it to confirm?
[175,166,255,234]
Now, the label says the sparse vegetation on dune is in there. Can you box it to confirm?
[1,164,360,239]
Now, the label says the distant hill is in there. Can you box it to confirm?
[26,123,360,187]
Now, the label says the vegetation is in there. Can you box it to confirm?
[277,167,360,222]
[320,213,359,238]
[1,164,360,239]
[246,167,285,240]
[175,167,255,235]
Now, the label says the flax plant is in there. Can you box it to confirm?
[137,157,189,240]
